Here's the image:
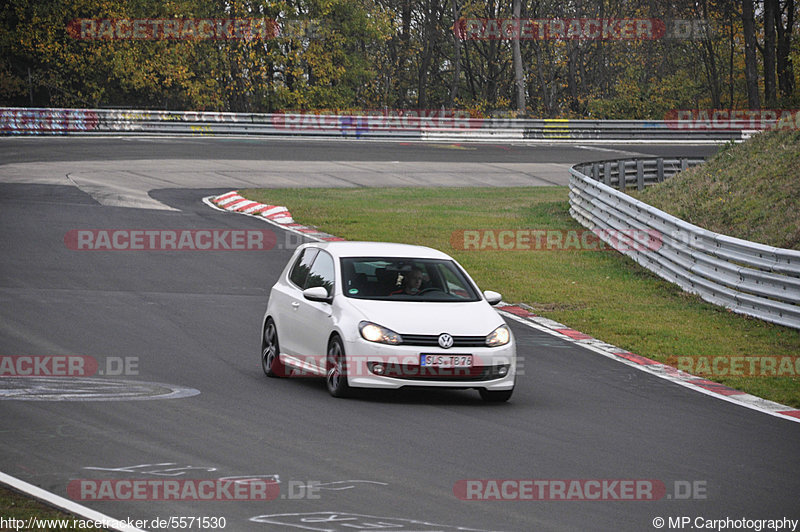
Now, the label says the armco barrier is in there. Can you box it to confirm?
[1,107,744,141]
[569,158,800,329]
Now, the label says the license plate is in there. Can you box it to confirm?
[420,354,473,367]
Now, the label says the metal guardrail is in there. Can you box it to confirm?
[1,107,744,141]
[4,106,795,327]
[569,158,800,329]
[581,158,706,191]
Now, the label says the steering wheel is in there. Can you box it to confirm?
[416,287,442,295]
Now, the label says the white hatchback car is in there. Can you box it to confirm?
[261,241,517,401]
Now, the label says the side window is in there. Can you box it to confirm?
[438,263,460,291]
[305,251,335,297]
[289,248,319,288]
[435,262,474,299]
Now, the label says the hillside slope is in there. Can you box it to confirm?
[635,129,800,250]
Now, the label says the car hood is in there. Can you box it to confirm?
[343,298,504,336]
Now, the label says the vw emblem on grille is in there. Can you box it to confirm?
[438,333,454,349]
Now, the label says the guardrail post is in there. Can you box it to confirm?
[592,164,599,181]
[618,160,626,191]
[636,160,645,191]
[681,158,688,171]
[604,162,612,186]
[657,158,664,182]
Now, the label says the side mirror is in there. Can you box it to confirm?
[303,286,332,303]
[483,290,502,306]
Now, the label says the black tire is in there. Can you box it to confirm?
[325,335,351,398]
[262,318,285,378]
[479,387,513,402]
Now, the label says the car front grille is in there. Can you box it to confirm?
[400,334,487,348]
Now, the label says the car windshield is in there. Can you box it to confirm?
[340,257,480,302]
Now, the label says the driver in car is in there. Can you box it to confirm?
[391,267,424,295]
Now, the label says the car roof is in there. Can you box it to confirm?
[306,241,453,260]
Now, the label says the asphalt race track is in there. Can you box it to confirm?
[1,137,798,531]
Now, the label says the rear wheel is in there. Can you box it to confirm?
[479,387,513,402]
[325,336,351,398]
[261,318,285,377]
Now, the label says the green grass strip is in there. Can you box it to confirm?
[0,485,109,531]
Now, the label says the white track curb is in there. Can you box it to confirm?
[204,191,343,242]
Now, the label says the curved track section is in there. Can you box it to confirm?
[0,137,797,531]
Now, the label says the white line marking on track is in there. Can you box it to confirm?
[499,309,800,424]
[0,471,146,532]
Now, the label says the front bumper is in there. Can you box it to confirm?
[342,337,517,390]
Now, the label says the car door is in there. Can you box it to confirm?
[275,247,319,358]
[292,249,336,372]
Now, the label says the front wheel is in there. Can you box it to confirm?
[479,387,513,402]
[325,336,351,398]
[262,318,285,378]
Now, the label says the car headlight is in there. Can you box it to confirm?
[359,321,402,345]
[485,325,510,347]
